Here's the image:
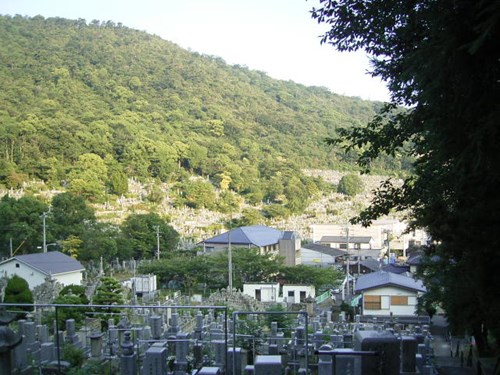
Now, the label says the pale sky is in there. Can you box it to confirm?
[0,0,390,102]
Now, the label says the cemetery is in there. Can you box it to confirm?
[0,297,440,375]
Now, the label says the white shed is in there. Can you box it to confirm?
[282,285,316,304]
[0,251,84,290]
[243,283,280,302]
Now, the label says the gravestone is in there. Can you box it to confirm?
[174,332,190,373]
[317,344,333,375]
[254,355,282,375]
[142,343,168,375]
[332,348,360,375]
[213,340,226,368]
[149,316,162,340]
[89,332,104,358]
[401,335,417,373]
[198,367,221,375]
[227,347,247,375]
[354,330,400,375]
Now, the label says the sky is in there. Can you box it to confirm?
[0,0,390,102]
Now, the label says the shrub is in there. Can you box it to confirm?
[4,275,34,315]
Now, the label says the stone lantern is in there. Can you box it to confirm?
[0,309,23,372]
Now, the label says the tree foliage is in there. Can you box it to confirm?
[278,264,343,293]
[0,195,49,256]
[312,0,500,354]
[120,213,180,259]
[138,247,343,295]
[93,277,124,306]
[337,174,364,196]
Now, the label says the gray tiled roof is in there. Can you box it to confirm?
[6,251,84,275]
[360,258,383,271]
[354,271,426,293]
[281,231,297,240]
[320,236,373,243]
[201,225,285,247]
[301,243,346,257]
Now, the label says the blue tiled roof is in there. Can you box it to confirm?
[6,251,85,275]
[202,225,284,247]
[354,271,426,293]
[381,264,411,274]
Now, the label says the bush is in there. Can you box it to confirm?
[4,275,34,315]
[337,174,364,196]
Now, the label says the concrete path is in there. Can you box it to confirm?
[430,315,475,375]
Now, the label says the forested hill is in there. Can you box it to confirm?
[0,15,396,211]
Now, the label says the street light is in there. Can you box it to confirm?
[37,243,57,252]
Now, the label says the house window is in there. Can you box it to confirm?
[391,296,409,305]
[300,291,306,302]
[364,295,381,310]
[15,263,20,268]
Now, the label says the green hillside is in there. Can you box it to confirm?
[0,15,400,212]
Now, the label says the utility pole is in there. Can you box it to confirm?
[228,227,232,291]
[41,211,49,253]
[155,225,160,260]
[358,243,361,277]
[384,229,392,263]
[345,226,350,296]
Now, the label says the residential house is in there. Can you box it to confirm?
[354,271,426,319]
[407,253,423,274]
[319,235,375,250]
[300,243,345,267]
[199,225,300,266]
[347,258,383,276]
[310,220,429,258]
[0,251,85,289]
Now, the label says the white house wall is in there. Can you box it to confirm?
[53,271,83,287]
[0,260,47,289]
[362,286,419,316]
[242,283,279,302]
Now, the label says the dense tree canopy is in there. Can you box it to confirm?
[0,195,49,255]
[0,193,179,262]
[0,14,410,212]
[120,213,180,259]
[311,0,500,354]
